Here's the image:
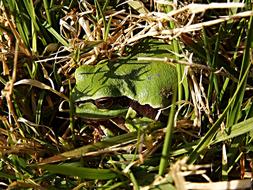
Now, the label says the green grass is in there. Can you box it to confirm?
[0,0,253,189]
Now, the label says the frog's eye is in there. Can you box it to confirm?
[95,98,113,109]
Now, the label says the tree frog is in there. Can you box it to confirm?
[72,40,178,120]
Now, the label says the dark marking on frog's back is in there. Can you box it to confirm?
[160,87,173,105]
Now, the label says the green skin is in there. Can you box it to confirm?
[72,40,178,119]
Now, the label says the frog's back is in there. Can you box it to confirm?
[73,61,177,108]
[73,39,178,108]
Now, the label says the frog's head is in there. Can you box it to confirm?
[73,95,130,119]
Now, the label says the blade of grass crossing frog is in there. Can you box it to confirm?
[162,5,189,172]
[187,16,253,164]
[172,38,185,102]
[159,88,177,176]
[166,2,187,102]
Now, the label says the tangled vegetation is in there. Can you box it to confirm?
[0,0,253,189]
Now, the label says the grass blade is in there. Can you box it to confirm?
[187,14,253,164]
[41,132,138,164]
[159,88,177,176]
[42,164,118,179]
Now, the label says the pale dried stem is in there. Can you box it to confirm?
[4,40,21,128]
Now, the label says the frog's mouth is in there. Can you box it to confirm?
[75,96,159,120]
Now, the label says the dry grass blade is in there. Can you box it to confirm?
[14,79,69,100]
[166,2,245,15]
[169,158,252,190]
[2,40,20,128]
[185,179,252,190]
[127,11,253,43]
